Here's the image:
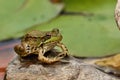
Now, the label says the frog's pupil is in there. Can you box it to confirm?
[41,35,51,42]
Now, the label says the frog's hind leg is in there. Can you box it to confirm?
[56,42,68,58]
[38,48,62,64]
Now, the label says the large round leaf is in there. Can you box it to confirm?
[0,0,64,40]
[63,0,115,15]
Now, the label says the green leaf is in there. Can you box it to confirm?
[63,0,116,15]
[0,0,64,40]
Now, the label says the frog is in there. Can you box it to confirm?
[14,28,68,64]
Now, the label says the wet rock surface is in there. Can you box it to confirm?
[5,54,120,80]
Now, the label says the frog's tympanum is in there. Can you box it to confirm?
[14,28,68,64]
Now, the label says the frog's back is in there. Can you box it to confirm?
[27,30,46,38]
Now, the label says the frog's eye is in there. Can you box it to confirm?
[40,34,51,42]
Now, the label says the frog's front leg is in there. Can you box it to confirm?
[38,47,62,64]
[56,42,68,58]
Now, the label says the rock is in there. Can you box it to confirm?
[5,54,120,80]
[115,0,120,29]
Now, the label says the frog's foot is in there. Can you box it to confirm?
[56,42,68,58]
[38,48,62,64]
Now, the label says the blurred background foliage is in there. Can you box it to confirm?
[0,0,120,57]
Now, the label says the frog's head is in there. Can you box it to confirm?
[44,28,62,44]
[14,28,62,57]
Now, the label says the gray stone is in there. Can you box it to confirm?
[5,55,120,80]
